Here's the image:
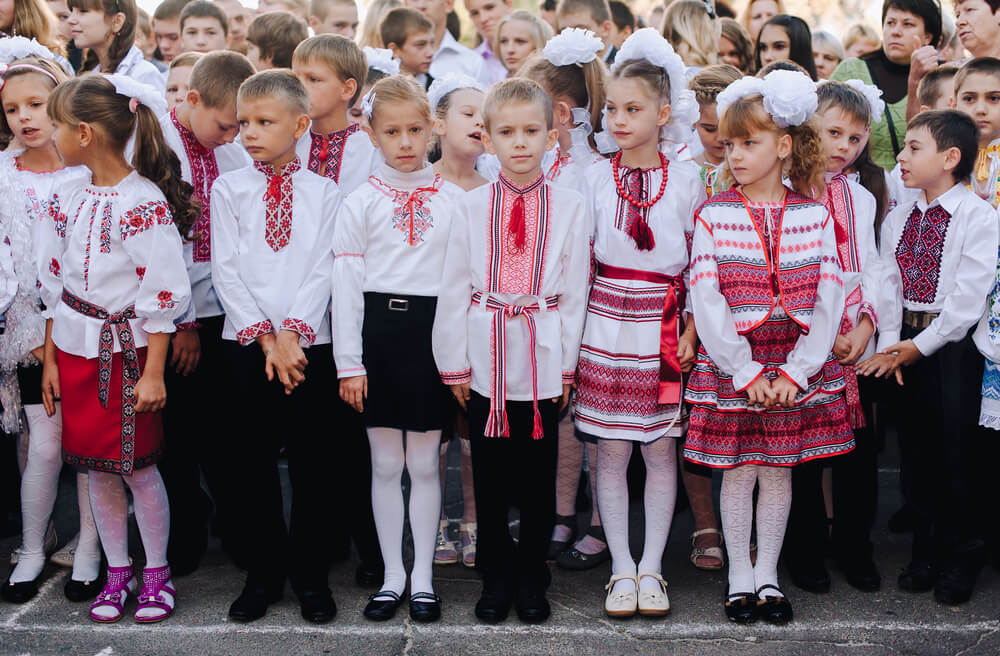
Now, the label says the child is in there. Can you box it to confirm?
[308,0,359,38]
[755,15,817,80]
[152,0,189,64]
[858,110,998,605]
[875,67,959,215]
[155,51,255,577]
[607,1,634,50]
[333,75,458,623]
[70,0,165,93]
[978,223,1000,434]
[519,28,609,570]
[688,64,742,198]
[519,27,604,188]
[402,0,482,82]
[426,73,485,568]
[952,58,1000,208]
[365,45,401,85]
[573,28,703,619]
[381,7,435,88]
[0,211,18,571]
[48,0,75,45]
[661,0,718,70]
[1,0,68,64]
[740,0,783,40]
[348,46,400,124]
[246,11,308,71]
[165,52,202,111]
[211,70,345,624]
[39,75,196,623]
[555,0,615,64]
[0,56,100,606]
[918,65,959,113]
[978,80,1000,437]
[358,0,401,49]
[496,10,552,77]
[292,35,382,195]
[292,34,386,588]
[432,78,591,624]
[216,0,253,54]
[466,0,513,85]
[784,79,885,595]
[429,74,486,197]
[684,70,855,625]
[719,18,754,74]
[135,9,163,69]
[179,0,231,54]
[671,63,744,574]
